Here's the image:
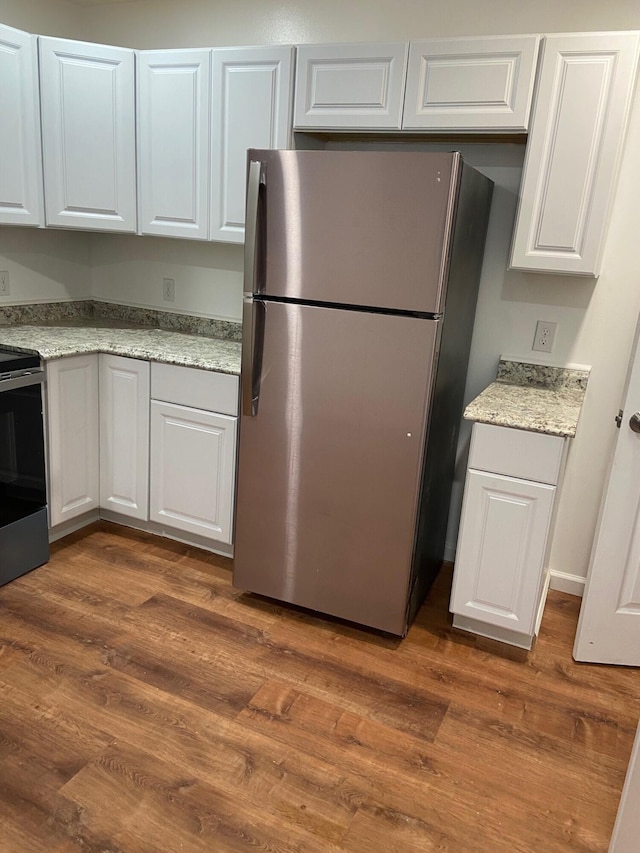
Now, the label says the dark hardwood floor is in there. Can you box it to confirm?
[0,521,638,852]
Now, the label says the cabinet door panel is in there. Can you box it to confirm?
[138,49,211,239]
[99,355,150,520]
[510,32,640,275]
[211,46,293,243]
[149,400,236,543]
[403,35,540,131]
[451,469,555,636]
[0,24,43,225]
[294,42,407,129]
[47,355,99,527]
[39,36,136,232]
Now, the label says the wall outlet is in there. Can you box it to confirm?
[0,270,9,297]
[532,320,558,353]
[162,277,175,302]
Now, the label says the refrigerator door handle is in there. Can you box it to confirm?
[242,159,263,418]
[242,294,257,417]
[244,159,262,297]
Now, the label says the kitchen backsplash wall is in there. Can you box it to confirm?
[0,228,92,305]
[0,299,242,340]
[0,228,244,326]
[89,234,244,323]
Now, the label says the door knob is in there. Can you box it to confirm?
[629,412,640,433]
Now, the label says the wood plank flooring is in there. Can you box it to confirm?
[0,521,638,852]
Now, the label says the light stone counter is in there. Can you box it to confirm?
[0,326,241,376]
[464,359,590,438]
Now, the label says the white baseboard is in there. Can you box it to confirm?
[549,570,585,598]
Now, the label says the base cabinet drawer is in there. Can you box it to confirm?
[149,399,237,544]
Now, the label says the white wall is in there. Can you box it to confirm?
[0,228,91,306]
[4,0,640,589]
[89,234,243,321]
[0,0,83,38]
[72,0,640,48]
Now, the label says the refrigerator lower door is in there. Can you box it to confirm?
[234,301,439,635]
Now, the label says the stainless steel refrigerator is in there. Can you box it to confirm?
[233,149,493,636]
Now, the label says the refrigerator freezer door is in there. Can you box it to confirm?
[248,149,460,315]
[233,300,439,635]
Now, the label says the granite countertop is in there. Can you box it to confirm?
[0,325,242,375]
[464,360,590,438]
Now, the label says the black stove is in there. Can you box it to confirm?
[0,348,49,584]
[0,348,41,375]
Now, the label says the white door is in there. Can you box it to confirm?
[99,355,150,521]
[609,721,640,852]
[0,23,43,226]
[210,46,293,243]
[574,314,640,664]
[39,36,137,232]
[137,48,211,239]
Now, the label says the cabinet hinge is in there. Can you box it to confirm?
[615,409,624,428]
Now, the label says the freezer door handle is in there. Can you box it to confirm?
[243,159,262,298]
[242,159,264,418]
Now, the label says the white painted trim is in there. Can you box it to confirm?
[48,509,100,542]
[99,508,234,558]
[49,508,234,558]
[534,569,552,635]
[549,569,585,597]
[452,614,534,650]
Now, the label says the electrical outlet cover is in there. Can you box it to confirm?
[533,320,557,353]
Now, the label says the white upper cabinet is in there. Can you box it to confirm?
[211,46,293,242]
[138,49,211,240]
[39,36,137,232]
[510,31,640,276]
[294,42,408,130]
[403,35,541,131]
[0,23,43,226]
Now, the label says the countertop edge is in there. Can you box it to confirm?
[0,327,242,377]
[463,361,590,438]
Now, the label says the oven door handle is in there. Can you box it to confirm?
[0,372,44,391]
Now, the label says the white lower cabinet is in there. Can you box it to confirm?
[46,355,100,527]
[47,354,238,550]
[99,354,150,521]
[450,423,567,649]
[149,401,236,543]
[149,362,238,546]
